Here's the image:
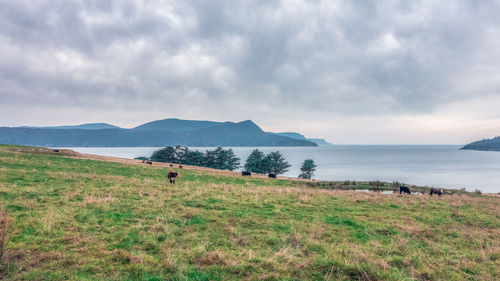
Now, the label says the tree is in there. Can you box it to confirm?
[184,150,205,166]
[150,146,240,171]
[298,159,317,179]
[244,149,266,173]
[174,145,189,163]
[222,148,240,171]
[264,151,291,175]
[202,147,240,171]
[203,148,218,168]
[150,146,177,163]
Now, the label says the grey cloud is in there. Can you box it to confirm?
[1,0,500,142]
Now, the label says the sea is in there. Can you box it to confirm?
[67,145,500,193]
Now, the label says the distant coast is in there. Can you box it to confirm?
[461,136,500,151]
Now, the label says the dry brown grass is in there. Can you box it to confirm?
[0,204,7,261]
[83,193,115,205]
[42,206,56,234]
[195,250,232,266]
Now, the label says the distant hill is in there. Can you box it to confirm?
[461,136,500,151]
[0,119,317,147]
[308,138,332,146]
[273,132,332,146]
[274,132,308,140]
[21,123,121,130]
[132,118,232,131]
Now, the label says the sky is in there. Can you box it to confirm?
[1,0,499,144]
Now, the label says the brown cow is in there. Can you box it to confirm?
[167,171,179,184]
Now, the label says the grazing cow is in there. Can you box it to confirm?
[429,188,444,197]
[242,171,251,176]
[169,164,174,167]
[53,149,59,153]
[145,161,152,165]
[400,185,411,195]
[179,165,183,169]
[268,173,276,179]
[167,171,179,184]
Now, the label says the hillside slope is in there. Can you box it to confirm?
[0,145,498,280]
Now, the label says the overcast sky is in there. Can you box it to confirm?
[1,0,499,144]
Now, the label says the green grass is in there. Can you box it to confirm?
[0,145,499,280]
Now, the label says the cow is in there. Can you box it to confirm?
[400,185,411,195]
[268,173,276,179]
[142,160,152,165]
[53,149,59,153]
[169,164,174,167]
[242,171,251,176]
[167,171,179,184]
[179,165,183,169]
[429,188,444,197]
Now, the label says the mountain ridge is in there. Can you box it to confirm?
[20,123,121,130]
[0,119,317,147]
[132,118,233,131]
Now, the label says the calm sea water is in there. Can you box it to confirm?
[68,145,500,193]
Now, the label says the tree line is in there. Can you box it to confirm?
[150,146,240,171]
[148,146,316,178]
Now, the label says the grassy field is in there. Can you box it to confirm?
[0,145,498,280]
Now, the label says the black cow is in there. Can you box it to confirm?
[145,161,152,165]
[242,171,251,176]
[179,165,183,169]
[268,173,276,179]
[167,171,179,184]
[429,188,443,197]
[400,185,411,195]
[169,164,174,167]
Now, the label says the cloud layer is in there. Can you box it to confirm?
[1,0,499,143]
